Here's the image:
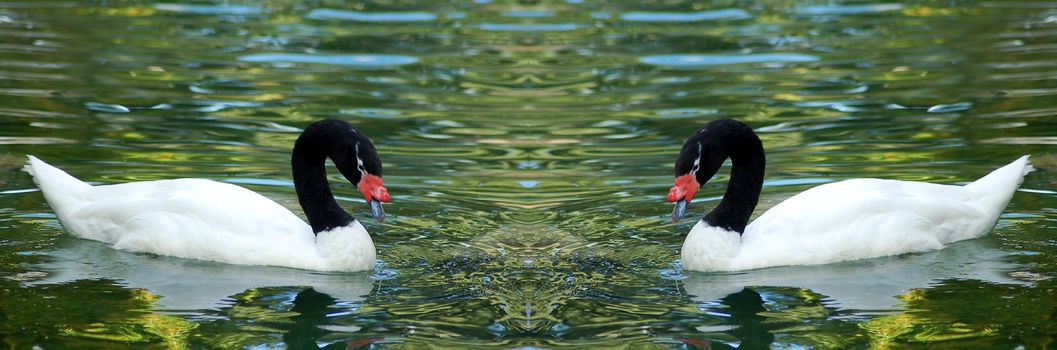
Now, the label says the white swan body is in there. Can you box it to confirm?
[681,155,1032,272]
[24,156,376,272]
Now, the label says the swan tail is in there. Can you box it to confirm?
[24,155,92,212]
[967,155,1033,189]
[965,155,1032,210]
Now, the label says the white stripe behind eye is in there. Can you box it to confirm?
[691,142,701,173]
[355,142,366,175]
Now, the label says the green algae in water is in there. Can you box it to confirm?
[1,0,1057,348]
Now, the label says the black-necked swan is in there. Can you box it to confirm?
[668,119,1033,272]
[23,118,389,272]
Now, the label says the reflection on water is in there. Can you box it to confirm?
[1,0,1056,348]
[30,239,376,311]
[682,240,1026,312]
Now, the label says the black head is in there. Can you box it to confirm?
[295,119,389,226]
[320,120,383,186]
[669,119,762,223]
[674,126,728,188]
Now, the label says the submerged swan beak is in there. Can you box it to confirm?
[672,199,689,222]
[668,173,699,223]
[369,199,385,222]
[359,174,390,223]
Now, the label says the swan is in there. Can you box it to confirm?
[668,119,1033,272]
[23,118,389,272]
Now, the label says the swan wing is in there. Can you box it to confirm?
[739,178,993,269]
[61,179,317,266]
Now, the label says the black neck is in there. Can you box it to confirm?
[292,122,355,234]
[702,129,765,233]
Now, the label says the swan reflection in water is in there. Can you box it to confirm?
[24,237,383,348]
[677,239,1030,348]
[20,218,1031,349]
[681,239,1026,312]
[25,238,377,312]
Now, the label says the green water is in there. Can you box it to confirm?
[1,0,1056,348]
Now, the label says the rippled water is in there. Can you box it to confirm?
[2,0,1056,348]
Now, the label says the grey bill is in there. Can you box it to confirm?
[672,199,689,222]
[369,199,385,222]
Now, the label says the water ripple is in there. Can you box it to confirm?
[794,3,904,15]
[640,53,820,68]
[620,8,752,22]
[305,9,438,22]
[238,53,418,67]
[154,3,264,15]
[477,23,581,31]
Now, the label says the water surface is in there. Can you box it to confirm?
[1,0,1056,348]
